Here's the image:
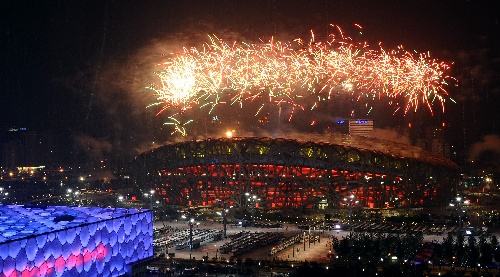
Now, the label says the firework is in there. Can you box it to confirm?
[148,25,454,133]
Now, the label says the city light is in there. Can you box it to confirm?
[225,130,234,138]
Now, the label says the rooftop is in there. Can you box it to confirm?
[0,205,149,244]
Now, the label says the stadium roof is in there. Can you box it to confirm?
[0,205,149,244]
[139,135,457,169]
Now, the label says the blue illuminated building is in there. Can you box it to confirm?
[0,205,153,276]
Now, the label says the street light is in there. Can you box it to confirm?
[187,217,199,259]
[215,199,231,238]
[149,190,155,209]
[0,187,5,204]
[450,195,467,228]
[343,194,358,234]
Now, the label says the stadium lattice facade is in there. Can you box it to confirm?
[134,137,458,209]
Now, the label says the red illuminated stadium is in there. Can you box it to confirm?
[134,135,458,209]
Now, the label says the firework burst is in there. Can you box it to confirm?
[147,25,454,134]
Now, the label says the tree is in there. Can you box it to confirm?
[467,235,479,267]
[491,235,498,248]
[443,233,454,263]
[456,233,466,266]
[479,236,493,266]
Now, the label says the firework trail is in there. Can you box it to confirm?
[147,25,454,135]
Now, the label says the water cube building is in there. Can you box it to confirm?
[0,205,153,276]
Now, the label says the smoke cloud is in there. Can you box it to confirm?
[75,134,112,160]
[65,22,433,161]
[469,135,500,161]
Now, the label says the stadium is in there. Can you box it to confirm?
[134,135,458,210]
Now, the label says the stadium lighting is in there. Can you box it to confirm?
[138,137,456,210]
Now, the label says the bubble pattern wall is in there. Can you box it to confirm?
[0,205,153,276]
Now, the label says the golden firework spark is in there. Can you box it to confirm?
[148,25,454,134]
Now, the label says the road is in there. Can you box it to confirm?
[155,220,499,263]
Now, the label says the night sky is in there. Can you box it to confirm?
[1,0,499,169]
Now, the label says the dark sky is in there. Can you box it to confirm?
[1,0,499,166]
